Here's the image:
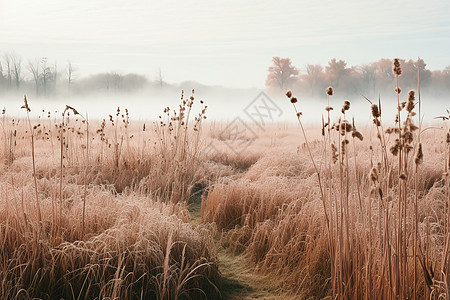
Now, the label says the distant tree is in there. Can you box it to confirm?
[0,60,4,90]
[156,67,164,88]
[413,58,432,87]
[302,64,323,97]
[67,61,77,93]
[28,59,40,95]
[359,63,377,95]
[265,57,299,91]
[11,53,22,90]
[325,58,350,89]
[41,57,52,95]
[53,62,58,92]
[122,73,148,91]
[3,54,12,89]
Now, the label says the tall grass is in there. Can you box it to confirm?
[205,58,450,299]
[0,93,220,299]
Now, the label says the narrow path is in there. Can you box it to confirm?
[187,201,292,300]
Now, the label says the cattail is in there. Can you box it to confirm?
[352,130,363,141]
[407,90,415,112]
[395,87,402,94]
[403,130,413,144]
[371,104,380,118]
[370,167,378,183]
[21,95,31,112]
[392,58,402,76]
[326,86,333,96]
[415,143,423,165]
[285,90,292,98]
[339,121,352,135]
[447,131,450,144]
[390,139,401,156]
[341,140,349,155]
[290,97,298,104]
[296,112,302,118]
[331,143,338,164]
[341,100,350,113]
[325,106,334,111]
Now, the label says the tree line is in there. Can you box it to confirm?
[265,57,450,98]
[0,52,157,96]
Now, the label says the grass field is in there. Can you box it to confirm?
[1,62,450,299]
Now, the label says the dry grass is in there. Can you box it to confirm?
[203,59,450,299]
[0,93,220,299]
[1,71,449,299]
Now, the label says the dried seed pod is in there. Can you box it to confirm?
[285,90,292,98]
[339,121,352,135]
[371,104,380,118]
[326,86,333,96]
[392,58,402,76]
[415,143,423,165]
[370,167,378,183]
[352,130,363,141]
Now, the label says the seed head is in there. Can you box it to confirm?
[415,143,423,165]
[325,106,334,112]
[290,97,298,104]
[326,86,333,96]
[352,130,363,141]
[21,95,31,112]
[331,143,338,164]
[407,90,416,112]
[370,167,378,183]
[371,104,380,119]
[341,100,350,113]
[395,87,402,94]
[285,90,292,98]
[390,139,401,156]
[392,58,402,76]
[340,121,352,135]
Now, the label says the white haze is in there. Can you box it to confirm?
[1,91,447,129]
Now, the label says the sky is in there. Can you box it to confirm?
[1,0,450,88]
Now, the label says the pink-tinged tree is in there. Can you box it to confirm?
[265,57,299,91]
[302,64,324,97]
[325,58,350,89]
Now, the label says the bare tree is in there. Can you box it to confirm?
[3,54,12,89]
[156,67,164,88]
[11,53,22,90]
[0,60,4,89]
[28,59,40,95]
[67,61,77,93]
[41,57,51,95]
[53,62,58,92]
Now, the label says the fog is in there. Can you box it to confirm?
[1,89,447,130]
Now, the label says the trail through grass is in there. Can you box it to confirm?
[188,199,292,300]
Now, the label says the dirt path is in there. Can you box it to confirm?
[187,201,291,300]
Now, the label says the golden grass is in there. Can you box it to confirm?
[1,72,449,299]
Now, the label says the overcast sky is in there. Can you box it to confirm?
[1,0,450,88]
